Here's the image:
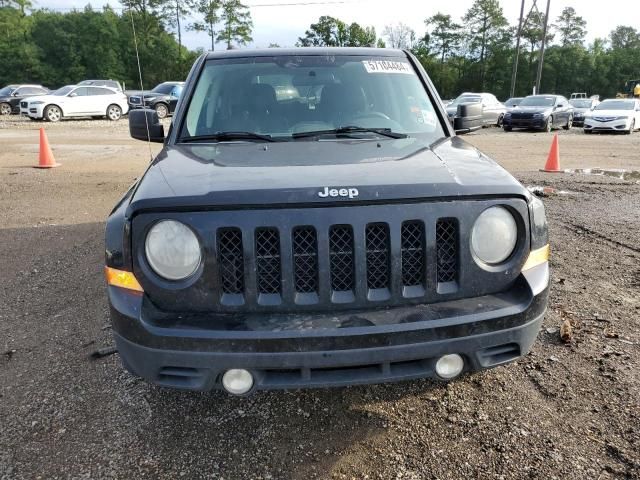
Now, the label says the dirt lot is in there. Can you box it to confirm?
[1,117,639,480]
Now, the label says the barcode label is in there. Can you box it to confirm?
[362,60,414,75]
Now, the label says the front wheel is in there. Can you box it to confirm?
[0,102,11,116]
[496,114,504,127]
[627,120,635,135]
[503,126,512,132]
[544,116,553,132]
[154,103,169,119]
[106,104,122,121]
[563,115,573,130]
[44,105,62,122]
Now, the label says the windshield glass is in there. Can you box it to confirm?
[152,83,177,95]
[595,100,634,111]
[520,96,555,107]
[52,86,74,96]
[180,55,445,142]
[570,99,592,108]
[0,86,16,96]
[505,98,522,106]
[450,95,481,106]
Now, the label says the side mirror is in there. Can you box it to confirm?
[11,91,20,96]
[68,92,77,98]
[129,109,165,143]
[454,102,483,135]
[556,104,564,108]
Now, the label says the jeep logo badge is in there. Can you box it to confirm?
[318,187,359,199]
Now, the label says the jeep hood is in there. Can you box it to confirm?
[128,136,528,213]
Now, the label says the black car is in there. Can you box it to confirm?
[106,48,550,395]
[503,94,574,132]
[0,84,49,115]
[127,82,184,119]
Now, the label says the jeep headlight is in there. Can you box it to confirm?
[145,220,201,280]
[471,206,518,265]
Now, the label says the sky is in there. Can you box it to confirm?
[34,0,640,50]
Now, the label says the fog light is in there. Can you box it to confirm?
[435,354,464,379]
[221,369,254,395]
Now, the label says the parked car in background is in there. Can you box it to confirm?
[504,97,523,111]
[127,81,185,119]
[503,94,573,132]
[569,97,600,126]
[78,79,124,92]
[22,85,128,122]
[0,84,49,115]
[583,98,640,134]
[446,92,506,126]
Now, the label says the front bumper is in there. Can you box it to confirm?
[110,267,549,392]
[25,104,45,119]
[503,117,546,129]
[584,118,631,132]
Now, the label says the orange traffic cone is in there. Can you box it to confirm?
[540,133,562,173]
[34,128,60,168]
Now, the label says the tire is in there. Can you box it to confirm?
[92,116,104,120]
[584,129,592,134]
[496,114,504,127]
[544,116,553,133]
[503,126,512,132]
[627,120,634,135]
[0,102,11,116]
[29,117,39,122]
[154,103,169,119]
[44,105,62,122]
[563,115,573,130]
[106,104,122,121]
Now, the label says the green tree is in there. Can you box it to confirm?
[217,0,252,50]
[554,7,586,47]
[190,0,222,50]
[383,22,415,49]
[297,16,380,47]
[609,26,640,50]
[462,0,510,90]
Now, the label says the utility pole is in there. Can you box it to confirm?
[510,0,526,98]
[535,0,551,93]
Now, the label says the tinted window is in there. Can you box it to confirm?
[181,55,445,143]
[0,86,16,96]
[520,96,555,107]
[89,87,115,95]
[570,99,592,108]
[594,100,635,111]
[52,86,75,96]
[152,83,177,95]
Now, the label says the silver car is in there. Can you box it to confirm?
[446,92,506,126]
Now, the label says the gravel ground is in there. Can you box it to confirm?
[0,117,639,479]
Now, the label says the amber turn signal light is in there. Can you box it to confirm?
[104,266,144,293]
[521,244,550,271]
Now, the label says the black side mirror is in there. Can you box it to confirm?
[454,102,483,135]
[129,109,165,143]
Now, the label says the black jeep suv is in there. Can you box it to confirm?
[106,48,550,395]
[0,84,49,115]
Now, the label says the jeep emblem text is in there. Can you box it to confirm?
[318,187,359,199]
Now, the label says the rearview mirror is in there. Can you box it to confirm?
[129,109,165,143]
[454,102,483,135]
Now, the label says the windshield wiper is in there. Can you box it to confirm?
[292,126,408,140]
[180,131,278,143]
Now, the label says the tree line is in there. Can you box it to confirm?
[0,0,253,89]
[1,0,639,100]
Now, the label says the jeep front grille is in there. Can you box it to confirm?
[436,219,458,284]
[255,228,281,296]
[210,219,460,308]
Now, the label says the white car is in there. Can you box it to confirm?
[584,99,640,134]
[21,85,129,122]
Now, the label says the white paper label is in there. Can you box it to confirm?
[362,60,413,74]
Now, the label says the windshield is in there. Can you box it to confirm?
[52,86,74,96]
[505,98,522,106]
[0,86,16,96]
[180,55,444,142]
[570,99,592,108]
[152,83,178,95]
[595,100,634,111]
[450,95,481,106]
[520,96,555,107]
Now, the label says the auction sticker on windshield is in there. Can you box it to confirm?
[363,60,413,74]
